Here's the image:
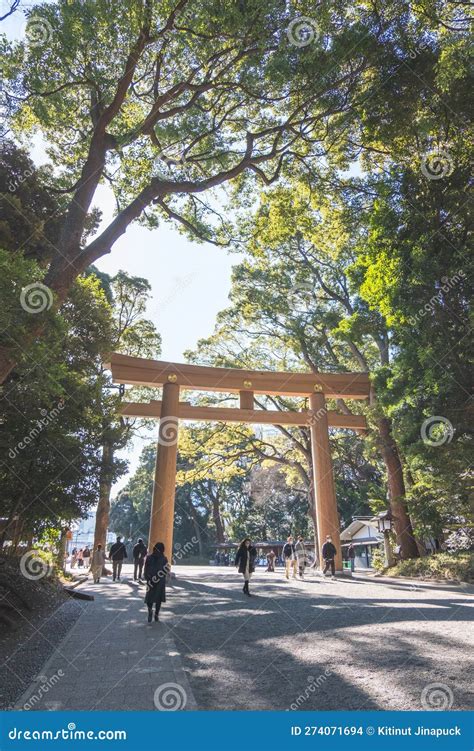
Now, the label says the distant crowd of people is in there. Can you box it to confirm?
[214,551,230,566]
[67,531,347,619]
[70,546,91,569]
[233,533,341,596]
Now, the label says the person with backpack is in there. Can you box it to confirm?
[132,538,148,581]
[282,535,297,580]
[266,549,276,572]
[322,535,337,578]
[109,535,128,581]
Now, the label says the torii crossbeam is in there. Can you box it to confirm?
[105,353,371,570]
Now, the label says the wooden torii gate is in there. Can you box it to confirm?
[106,353,370,571]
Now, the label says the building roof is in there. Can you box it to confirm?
[341,538,383,546]
[340,518,382,542]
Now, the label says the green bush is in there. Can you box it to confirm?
[371,547,386,573]
[389,552,473,582]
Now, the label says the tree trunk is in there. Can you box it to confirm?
[0,345,18,384]
[11,516,24,553]
[377,416,419,559]
[211,489,225,544]
[56,528,68,572]
[307,481,320,564]
[188,504,204,557]
[93,438,114,552]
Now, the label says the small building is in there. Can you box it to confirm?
[340,517,384,569]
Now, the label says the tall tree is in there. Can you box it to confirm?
[0,256,116,546]
[188,183,421,557]
[1,0,423,380]
[92,270,161,550]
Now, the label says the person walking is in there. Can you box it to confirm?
[144,542,168,622]
[77,548,84,568]
[282,536,297,580]
[132,538,148,581]
[90,544,106,583]
[70,547,77,569]
[109,536,128,581]
[348,543,356,572]
[235,537,257,596]
[266,549,276,572]
[322,535,337,578]
[83,546,91,569]
[295,536,307,579]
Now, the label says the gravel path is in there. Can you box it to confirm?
[0,597,85,709]
[167,566,474,711]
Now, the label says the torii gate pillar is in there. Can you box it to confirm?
[309,392,342,571]
[149,381,180,558]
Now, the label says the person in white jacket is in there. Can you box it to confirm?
[90,544,106,583]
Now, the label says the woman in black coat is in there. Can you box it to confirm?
[144,542,169,622]
[235,537,257,596]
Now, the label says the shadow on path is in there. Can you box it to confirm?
[167,567,473,711]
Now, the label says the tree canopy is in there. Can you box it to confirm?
[1,1,471,561]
